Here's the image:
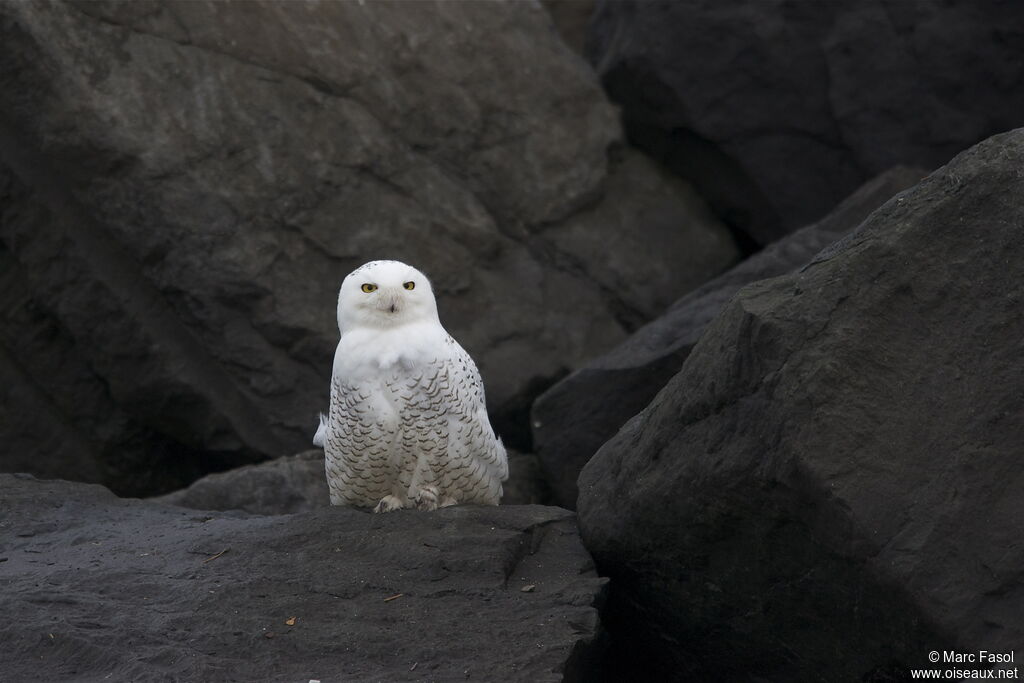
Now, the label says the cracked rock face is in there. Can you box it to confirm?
[588,0,1024,244]
[577,130,1024,680]
[533,166,926,508]
[0,0,737,494]
[0,474,607,682]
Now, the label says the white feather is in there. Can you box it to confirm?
[311,412,327,448]
[321,260,508,512]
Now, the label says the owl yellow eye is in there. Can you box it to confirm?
[361,283,377,293]
[403,281,415,290]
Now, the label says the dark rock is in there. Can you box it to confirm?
[541,149,737,329]
[588,0,1024,244]
[156,450,330,515]
[1,473,606,682]
[157,448,552,514]
[502,451,555,506]
[0,1,737,494]
[534,166,925,508]
[577,130,1024,681]
[542,0,597,56]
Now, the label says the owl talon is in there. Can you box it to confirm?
[373,495,405,513]
[414,486,440,511]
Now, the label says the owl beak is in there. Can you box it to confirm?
[380,291,402,314]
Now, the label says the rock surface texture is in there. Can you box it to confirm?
[1,473,606,682]
[542,0,597,56]
[0,0,737,494]
[577,130,1024,681]
[588,0,1024,244]
[156,450,331,515]
[534,166,925,508]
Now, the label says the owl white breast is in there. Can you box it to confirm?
[316,260,508,513]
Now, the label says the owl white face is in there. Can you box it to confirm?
[337,260,440,332]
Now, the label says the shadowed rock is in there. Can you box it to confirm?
[578,129,1024,681]
[534,166,925,508]
[542,0,597,56]
[588,0,1024,244]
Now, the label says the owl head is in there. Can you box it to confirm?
[337,260,440,332]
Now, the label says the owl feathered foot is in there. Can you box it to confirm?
[413,486,459,510]
[373,495,405,513]
[414,486,440,511]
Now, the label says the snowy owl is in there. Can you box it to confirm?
[313,260,508,512]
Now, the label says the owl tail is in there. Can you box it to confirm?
[312,412,327,448]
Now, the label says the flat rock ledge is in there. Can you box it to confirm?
[0,474,605,682]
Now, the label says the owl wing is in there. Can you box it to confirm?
[323,374,400,507]
[429,335,508,505]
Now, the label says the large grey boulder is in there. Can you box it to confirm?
[589,0,1024,244]
[1,473,606,682]
[577,130,1024,680]
[0,1,737,494]
[534,166,925,508]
